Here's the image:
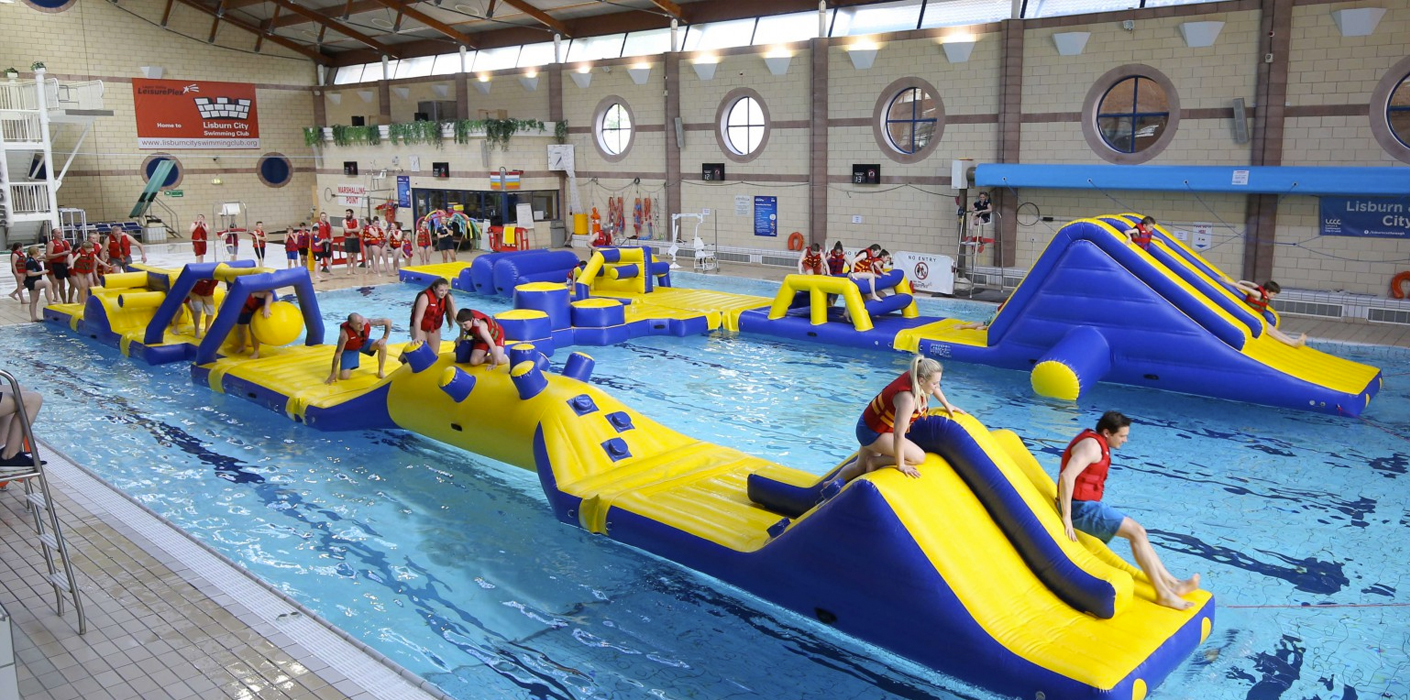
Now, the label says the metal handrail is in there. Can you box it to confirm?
[0,368,87,635]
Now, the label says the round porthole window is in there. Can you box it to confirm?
[713,88,771,164]
[257,152,293,188]
[871,77,945,164]
[141,153,183,190]
[1081,65,1181,165]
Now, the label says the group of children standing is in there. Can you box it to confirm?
[8,228,148,321]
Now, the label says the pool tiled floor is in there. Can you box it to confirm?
[1,243,1408,699]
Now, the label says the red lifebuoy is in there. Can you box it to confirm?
[787,231,805,251]
[1391,271,1410,299]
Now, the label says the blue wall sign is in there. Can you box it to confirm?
[397,175,412,208]
[1320,196,1410,238]
[754,196,777,237]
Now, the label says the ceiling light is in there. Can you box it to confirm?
[370,17,394,29]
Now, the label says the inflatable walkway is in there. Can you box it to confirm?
[382,342,1212,699]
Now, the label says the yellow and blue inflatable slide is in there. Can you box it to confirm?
[386,342,1212,699]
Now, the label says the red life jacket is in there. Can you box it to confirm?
[469,309,504,347]
[802,250,822,271]
[1245,286,1270,312]
[317,220,331,239]
[362,225,384,246]
[1060,429,1111,502]
[192,224,207,242]
[284,234,299,252]
[73,247,97,274]
[241,294,263,315]
[107,234,130,259]
[340,321,370,351]
[191,278,218,296]
[826,251,847,275]
[414,287,449,331]
[1131,223,1153,249]
[852,253,875,275]
[417,228,432,247]
[861,372,927,435]
[50,239,71,258]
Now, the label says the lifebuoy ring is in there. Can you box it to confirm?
[1392,271,1410,299]
[787,231,805,251]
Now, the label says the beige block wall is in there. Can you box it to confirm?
[1287,2,1407,107]
[1,0,316,231]
[1272,196,1410,296]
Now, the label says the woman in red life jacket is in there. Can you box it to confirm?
[797,242,825,276]
[342,209,362,276]
[231,289,273,359]
[849,244,884,301]
[1123,215,1157,250]
[326,313,393,384]
[190,214,209,262]
[387,226,407,275]
[410,278,457,352]
[1232,279,1306,347]
[315,213,334,274]
[105,229,146,272]
[9,243,28,304]
[836,355,965,483]
[1057,410,1201,610]
[415,222,433,266]
[825,242,849,276]
[249,221,268,265]
[363,216,387,276]
[455,308,509,369]
[70,239,104,304]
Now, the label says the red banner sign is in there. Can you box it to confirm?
[132,79,259,149]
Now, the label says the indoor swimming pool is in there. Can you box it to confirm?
[3,273,1406,700]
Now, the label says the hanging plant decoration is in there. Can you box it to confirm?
[555,120,569,145]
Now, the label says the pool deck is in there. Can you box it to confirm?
[2,242,1409,700]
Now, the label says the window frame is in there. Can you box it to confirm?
[872,77,945,163]
[140,153,183,190]
[592,96,636,162]
[256,153,294,189]
[1370,56,1410,164]
[1081,64,1181,165]
[714,88,771,163]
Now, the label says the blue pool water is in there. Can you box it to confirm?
[4,272,1408,700]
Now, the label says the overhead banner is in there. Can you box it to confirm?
[132,78,259,149]
[754,196,777,237]
[893,251,955,296]
[1320,196,1410,238]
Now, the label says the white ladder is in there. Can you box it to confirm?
[0,369,86,635]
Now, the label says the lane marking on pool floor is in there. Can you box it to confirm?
[36,439,452,700]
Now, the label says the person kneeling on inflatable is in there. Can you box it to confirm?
[454,308,509,370]
[326,313,392,384]
[1058,410,1201,610]
[797,242,825,276]
[837,355,965,482]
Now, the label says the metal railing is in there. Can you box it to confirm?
[0,113,42,143]
[0,77,106,112]
[6,183,48,215]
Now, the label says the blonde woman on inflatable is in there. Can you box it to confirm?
[837,355,965,483]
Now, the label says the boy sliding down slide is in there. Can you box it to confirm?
[326,313,392,384]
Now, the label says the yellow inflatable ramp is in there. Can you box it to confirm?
[893,318,988,353]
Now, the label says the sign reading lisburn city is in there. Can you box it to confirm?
[132,79,259,149]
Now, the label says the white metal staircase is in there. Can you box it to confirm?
[0,69,108,243]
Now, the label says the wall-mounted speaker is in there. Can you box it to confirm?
[674,116,685,150]
[1231,98,1250,144]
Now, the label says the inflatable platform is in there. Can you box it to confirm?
[734,215,1381,416]
[375,342,1213,699]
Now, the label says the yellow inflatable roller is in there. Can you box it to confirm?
[117,291,166,310]
[99,271,149,290]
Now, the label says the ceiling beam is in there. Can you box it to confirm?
[254,3,278,51]
[498,0,569,37]
[207,0,226,43]
[160,0,176,26]
[265,0,401,57]
[648,0,683,21]
[170,0,330,64]
[267,0,385,30]
[368,0,476,47]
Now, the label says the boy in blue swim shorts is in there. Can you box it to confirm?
[326,313,392,384]
[1057,410,1202,610]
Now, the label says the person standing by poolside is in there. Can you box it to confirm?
[249,221,268,266]
[410,278,457,352]
[8,243,27,304]
[363,216,387,276]
[190,214,210,262]
[342,208,362,276]
[326,313,392,384]
[435,219,454,263]
[416,220,433,266]
[44,228,73,304]
[837,355,964,482]
[1057,410,1201,611]
[283,228,300,270]
[222,225,241,263]
[315,212,334,273]
[20,245,54,322]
